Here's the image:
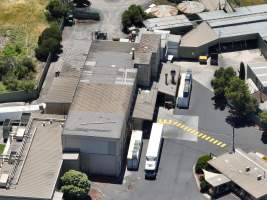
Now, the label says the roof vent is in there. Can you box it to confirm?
[257,175,262,181]
[170,70,176,84]
[49,120,53,124]
[42,122,46,127]
[246,166,250,172]
[165,73,168,85]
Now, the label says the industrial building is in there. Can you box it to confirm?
[247,62,267,94]
[0,114,64,200]
[158,62,180,107]
[132,82,158,130]
[179,4,267,59]
[62,33,161,177]
[42,68,80,115]
[208,148,267,200]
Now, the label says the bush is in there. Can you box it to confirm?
[195,154,212,174]
[200,179,210,193]
[60,170,91,200]
[259,111,267,131]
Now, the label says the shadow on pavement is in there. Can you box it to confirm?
[225,114,255,128]
[261,131,267,144]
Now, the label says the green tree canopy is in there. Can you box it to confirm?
[225,77,258,117]
[60,170,91,200]
[61,185,88,200]
[46,0,68,19]
[211,67,236,97]
[121,4,154,33]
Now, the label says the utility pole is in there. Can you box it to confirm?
[232,127,235,153]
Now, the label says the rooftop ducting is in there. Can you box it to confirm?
[165,73,168,85]
[170,70,176,84]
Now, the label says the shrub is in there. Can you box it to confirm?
[195,154,212,174]
[61,185,87,200]
[200,179,210,193]
[259,111,267,131]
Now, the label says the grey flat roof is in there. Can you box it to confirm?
[133,82,158,121]
[143,15,192,30]
[248,62,267,87]
[87,40,136,69]
[64,111,124,139]
[0,117,63,199]
[43,72,80,103]
[180,22,218,47]
[64,82,135,139]
[136,33,161,53]
[158,62,180,96]
[208,148,267,199]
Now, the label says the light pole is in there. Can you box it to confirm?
[232,127,235,153]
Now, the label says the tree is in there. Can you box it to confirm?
[225,77,258,117]
[259,111,267,131]
[46,0,68,19]
[38,24,62,46]
[121,4,154,33]
[211,67,236,97]
[36,24,62,61]
[60,170,91,200]
[239,62,245,80]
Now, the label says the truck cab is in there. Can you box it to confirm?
[145,156,157,178]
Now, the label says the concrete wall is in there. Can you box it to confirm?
[135,63,151,87]
[151,42,161,80]
[258,36,267,60]
[45,102,71,115]
[62,134,122,176]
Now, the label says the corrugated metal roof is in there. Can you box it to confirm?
[133,82,158,120]
[143,15,192,30]
[70,83,134,114]
[199,4,267,21]
[0,118,63,199]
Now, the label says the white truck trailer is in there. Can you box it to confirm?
[145,123,163,179]
[127,130,143,170]
[177,70,192,108]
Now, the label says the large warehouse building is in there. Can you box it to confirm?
[62,34,161,177]
[179,4,267,59]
